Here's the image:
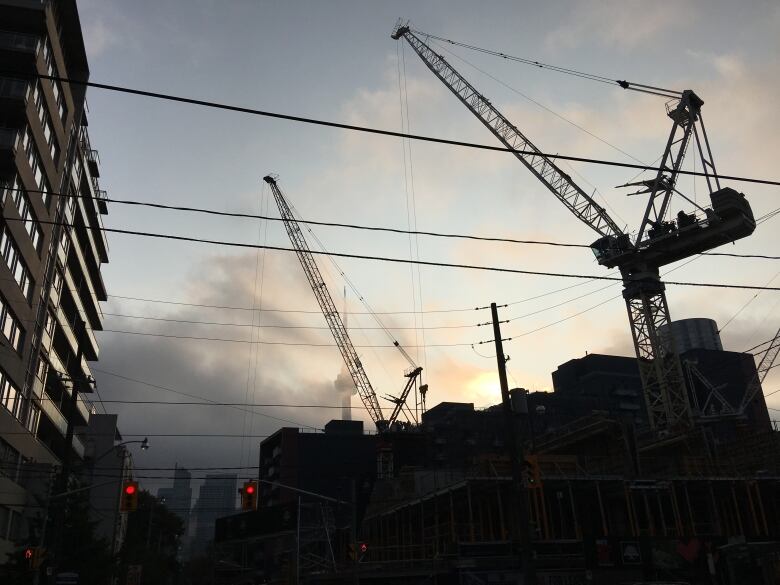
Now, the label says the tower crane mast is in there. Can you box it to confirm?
[264,175,423,431]
[392,23,756,431]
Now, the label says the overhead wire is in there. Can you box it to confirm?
[14,72,780,187]
[6,187,778,260]
[3,215,779,291]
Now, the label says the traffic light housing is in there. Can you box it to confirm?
[120,480,139,512]
[241,480,258,511]
[23,547,44,569]
[523,455,542,488]
[349,542,368,561]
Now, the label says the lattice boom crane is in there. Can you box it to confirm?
[264,175,423,431]
[392,22,756,431]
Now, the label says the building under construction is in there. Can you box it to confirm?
[212,333,780,585]
[215,18,780,583]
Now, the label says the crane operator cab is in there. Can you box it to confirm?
[590,187,755,270]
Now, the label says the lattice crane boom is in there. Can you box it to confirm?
[264,176,385,425]
[739,326,780,413]
[392,26,623,239]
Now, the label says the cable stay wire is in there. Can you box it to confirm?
[411,28,683,98]
[13,71,780,187]
[2,215,778,292]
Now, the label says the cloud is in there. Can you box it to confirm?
[545,0,693,51]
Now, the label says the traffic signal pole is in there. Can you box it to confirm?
[491,303,536,585]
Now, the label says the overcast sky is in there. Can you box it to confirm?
[75,0,780,496]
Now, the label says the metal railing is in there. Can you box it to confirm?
[0,30,40,53]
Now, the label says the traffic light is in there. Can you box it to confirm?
[349,542,368,561]
[23,547,44,569]
[120,480,139,512]
[241,480,258,511]
[523,455,542,488]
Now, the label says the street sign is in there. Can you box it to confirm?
[620,541,642,565]
[55,572,79,585]
[126,564,142,585]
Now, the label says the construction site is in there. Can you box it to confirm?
[206,19,780,585]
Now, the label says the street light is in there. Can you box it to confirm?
[89,438,150,464]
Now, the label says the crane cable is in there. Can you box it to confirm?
[399,40,428,375]
[430,38,633,230]
[412,28,682,98]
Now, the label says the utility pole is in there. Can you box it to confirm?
[490,303,535,585]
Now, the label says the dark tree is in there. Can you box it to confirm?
[119,490,184,585]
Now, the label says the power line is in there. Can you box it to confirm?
[7,187,777,260]
[6,215,780,292]
[98,327,474,347]
[92,367,319,430]
[17,71,780,187]
[103,312,481,330]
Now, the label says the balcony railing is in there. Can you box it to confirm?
[0,77,30,101]
[0,127,20,150]
[0,30,40,54]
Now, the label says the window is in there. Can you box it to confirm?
[26,404,40,434]
[0,224,35,301]
[6,175,43,254]
[44,309,55,338]
[52,265,63,295]
[32,82,60,166]
[21,128,51,208]
[0,367,22,419]
[0,438,20,480]
[40,38,67,125]
[0,296,23,353]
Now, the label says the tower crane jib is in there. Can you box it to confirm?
[263,175,424,431]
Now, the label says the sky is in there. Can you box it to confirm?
[74,0,780,497]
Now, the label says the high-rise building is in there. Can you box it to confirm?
[0,0,110,562]
[158,465,192,550]
[190,474,237,555]
[659,317,723,353]
[82,414,134,555]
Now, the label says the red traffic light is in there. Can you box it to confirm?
[359,543,368,553]
[24,548,33,559]
[245,484,255,494]
[124,484,137,495]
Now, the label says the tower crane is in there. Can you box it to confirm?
[392,23,756,431]
[263,175,425,432]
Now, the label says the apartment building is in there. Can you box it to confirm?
[0,0,111,561]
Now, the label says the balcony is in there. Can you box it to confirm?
[38,393,86,459]
[95,188,108,215]
[84,147,100,178]
[0,76,31,103]
[0,29,39,53]
[0,30,40,75]
[0,126,21,176]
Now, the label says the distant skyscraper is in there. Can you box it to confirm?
[190,474,237,555]
[158,464,192,551]
[659,318,723,353]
